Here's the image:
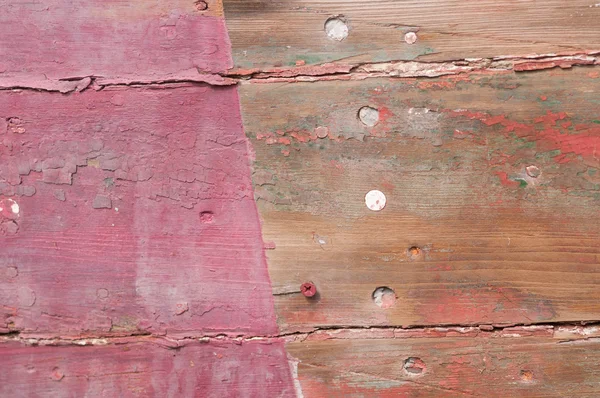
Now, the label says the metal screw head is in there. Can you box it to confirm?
[301,282,317,297]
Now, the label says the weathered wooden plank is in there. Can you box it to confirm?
[0,85,280,337]
[287,329,600,397]
[239,67,600,332]
[0,0,231,83]
[0,339,295,397]
[224,0,600,70]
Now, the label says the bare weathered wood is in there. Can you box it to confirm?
[287,330,600,397]
[224,0,600,70]
[239,67,600,332]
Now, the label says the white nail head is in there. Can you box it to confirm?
[404,32,418,44]
[365,190,386,211]
[358,106,380,127]
[325,17,349,41]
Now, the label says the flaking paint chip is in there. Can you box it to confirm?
[365,190,386,211]
[92,194,112,209]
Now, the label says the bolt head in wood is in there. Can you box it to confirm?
[301,282,317,297]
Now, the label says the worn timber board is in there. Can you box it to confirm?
[239,67,600,333]
[224,0,600,70]
[286,327,600,397]
[0,338,295,397]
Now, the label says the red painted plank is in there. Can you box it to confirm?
[0,2,297,395]
[0,339,295,397]
[0,0,231,81]
[0,85,279,337]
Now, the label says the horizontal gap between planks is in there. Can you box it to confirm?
[1,52,599,94]
[3,319,600,347]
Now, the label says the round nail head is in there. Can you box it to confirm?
[365,190,386,211]
[325,17,349,41]
[404,32,418,44]
[526,165,541,178]
[358,106,380,127]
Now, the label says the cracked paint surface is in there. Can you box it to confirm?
[0,85,286,337]
[0,1,296,396]
[0,83,296,396]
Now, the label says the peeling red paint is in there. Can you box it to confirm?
[228,63,353,79]
[495,171,521,187]
[447,109,600,165]
[513,56,595,72]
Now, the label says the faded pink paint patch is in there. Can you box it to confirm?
[0,2,232,80]
[0,340,296,397]
[0,86,281,337]
[0,2,296,396]
[412,285,556,325]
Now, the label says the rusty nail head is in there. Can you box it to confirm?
[301,282,317,297]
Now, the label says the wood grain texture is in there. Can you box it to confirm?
[239,67,600,332]
[0,85,281,337]
[224,0,600,70]
[0,339,295,397]
[287,331,600,397]
[0,0,231,82]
